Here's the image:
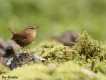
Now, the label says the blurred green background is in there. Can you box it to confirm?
[0,0,106,44]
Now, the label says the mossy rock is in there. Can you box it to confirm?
[0,31,106,80]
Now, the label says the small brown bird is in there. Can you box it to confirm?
[8,26,39,54]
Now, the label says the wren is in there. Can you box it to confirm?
[8,26,39,53]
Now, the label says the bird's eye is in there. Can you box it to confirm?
[30,27,34,29]
[29,27,34,29]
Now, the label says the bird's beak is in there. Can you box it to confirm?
[35,27,39,29]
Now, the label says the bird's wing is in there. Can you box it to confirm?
[12,33,29,41]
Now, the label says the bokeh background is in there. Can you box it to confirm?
[0,0,106,44]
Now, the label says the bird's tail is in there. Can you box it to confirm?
[8,27,16,34]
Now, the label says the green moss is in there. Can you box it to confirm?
[1,31,106,80]
[34,41,73,64]
[73,31,106,60]
[0,62,106,80]
[34,32,106,62]
[0,64,52,80]
[0,63,10,75]
[32,31,106,75]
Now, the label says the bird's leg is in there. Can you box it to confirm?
[23,47,29,54]
[21,47,25,53]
